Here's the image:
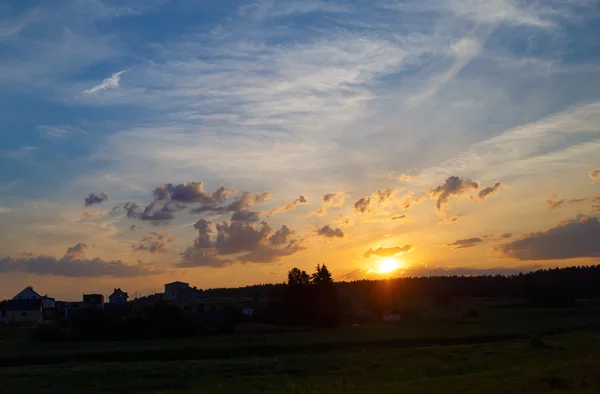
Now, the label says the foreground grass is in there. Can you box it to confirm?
[2,305,599,364]
[2,330,599,393]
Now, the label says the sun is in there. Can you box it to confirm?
[378,257,400,274]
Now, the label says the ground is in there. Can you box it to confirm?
[1,302,599,393]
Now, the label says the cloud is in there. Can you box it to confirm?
[501,233,512,239]
[316,225,344,238]
[134,231,176,254]
[79,212,94,221]
[63,242,88,260]
[398,173,412,181]
[354,188,397,215]
[84,192,108,206]
[363,245,411,258]
[496,214,600,260]
[546,194,565,210]
[399,193,425,210]
[447,237,483,249]
[594,197,600,212]
[391,215,406,221]
[267,195,307,216]
[38,125,87,140]
[590,169,600,181]
[0,246,163,278]
[427,176,478,211]
[231,210,261,222]
[439,214,465,224]
[309,190,345,216]
[84,69,128,94]
[478,181,501,200]
[334,216,354,227]
[154,182,235,205]
[180,220,305,267]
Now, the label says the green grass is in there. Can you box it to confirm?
[1,304,599,364]
[2,330,599,393]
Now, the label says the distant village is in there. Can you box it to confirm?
[0,281,250,326]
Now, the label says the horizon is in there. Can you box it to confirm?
[1,0,600,301]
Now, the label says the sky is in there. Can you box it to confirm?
[1,0,599,301]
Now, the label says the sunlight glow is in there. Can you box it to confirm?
[378,257,400,274]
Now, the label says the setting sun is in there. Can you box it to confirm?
[378,257,400,274]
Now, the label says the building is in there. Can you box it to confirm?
[164,281,204,305]
[108,288,128,304]
[13,286,55,309]
[5,299,44,324]
[82,294,105,309]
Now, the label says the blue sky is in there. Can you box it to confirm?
[1,0,600,300]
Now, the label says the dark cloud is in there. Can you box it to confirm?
[478,182,501,200]
[447,237,483,249]
[153,182,235,204]
[84,192,108,206]
[134,232,176,254]
[547,194,565,210]
[191,191,271,215]
[569,198,586,203]
[316,225,344,238]
[363,245,411,258]
[268,225,295,246]
[594,197,600,212]
[501,233,512,238]
[0,246,163,278]
[391,215,406,221]
[496,214,600,260]
[129,224,137,231]
[354,188,397,215]
[63,243,88,260]
[231,210,261,222]
[589,169,600,181]
[224,191,271,213]
[308,190,344,216]
[267,195,307,217]
[180,220,304,267]
[427,176,478,211]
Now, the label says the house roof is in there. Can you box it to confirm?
[6,299,43,311]
[165,281,189,286]
[13,286,41,299]
[109,288,128,297]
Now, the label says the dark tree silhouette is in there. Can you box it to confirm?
[310,264,333,285]
[287,268,310,286]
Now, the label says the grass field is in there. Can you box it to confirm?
[1,302,599,393]
[2,330,600,393]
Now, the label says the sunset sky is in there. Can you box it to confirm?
[1,0,599,300]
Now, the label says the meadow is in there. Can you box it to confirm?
[1,300,600,393]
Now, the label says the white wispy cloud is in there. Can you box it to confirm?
[84,69,129,94]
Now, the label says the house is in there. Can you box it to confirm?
[13,286,55,309]
[164,281,204,305]
[108,288,128,304]
[5,299,44,324]
[82,294,105,309]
